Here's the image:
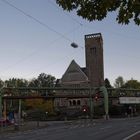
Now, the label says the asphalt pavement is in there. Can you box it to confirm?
[0,117,140,140]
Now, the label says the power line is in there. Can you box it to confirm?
[48,0,140,42]
[22,48,84,79]
[47,0,85,49]
[1,0,72,42]
[0,0,85,79]
[48,0,83,26]
[1,0,85,50]
[0,0,84,72]
[0,24,82,74]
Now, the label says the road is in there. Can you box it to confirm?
[0,117,140,140]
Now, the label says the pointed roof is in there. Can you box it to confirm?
[61,60,88,84]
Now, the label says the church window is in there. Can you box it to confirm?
[69,100,72,106]
[77,100,81,105]
[73,100,76,106]
[90,47,96,54]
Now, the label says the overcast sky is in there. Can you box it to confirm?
[0,0,140,85]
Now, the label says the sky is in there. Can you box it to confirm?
[0,0,140,85]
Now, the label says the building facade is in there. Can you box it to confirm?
[85,33,104,87]
[54,33,104,115]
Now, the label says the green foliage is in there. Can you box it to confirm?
[5,78,28,87]
[28,78,40,87]
[0,79,4,88]
[123,79,140,89]
[105,78,112,88]
[114,77,140,89]
[55,79,61,87]
[0,73,56,88]
[28,73,56,87]
[38,73,56,87]
[56,0,140,25]
[24,95,54,113]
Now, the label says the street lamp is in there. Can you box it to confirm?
[71,42,78,48]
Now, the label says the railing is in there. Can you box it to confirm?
[1,87,140,98]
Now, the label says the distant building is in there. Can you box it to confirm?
[54,33,104,115]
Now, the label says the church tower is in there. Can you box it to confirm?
[85,33,104,87]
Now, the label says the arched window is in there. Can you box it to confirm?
[73,100,76,106]
[77,100,81,105]
[90,47,96,54]
[69,100,72,106]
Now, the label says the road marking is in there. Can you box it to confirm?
[123,130,140,140]
[87,124,90,127]
[69,125,79,129]
[68,122,96,129]
[81,124,85,127]
[100,126,112,130]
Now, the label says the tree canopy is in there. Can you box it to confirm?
[105,78,112,88]
[123,79,140,89]
[114,76,140,89]
[0,73,56,88]
[28,73,56,87]
[56,0,140,25]
[5,78,28,87]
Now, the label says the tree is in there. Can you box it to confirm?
[123,79,140,89]
[56,0,140,25]
[28,73,56,87]
[5,78,28,87]
[37,73,56,87]
[114,76,125,88]
[55,79,61,87]
[0,79,4,88]
[25,93,54,119]
[104,78,112,88]
[16,79,28,87]
[28,78,40,87]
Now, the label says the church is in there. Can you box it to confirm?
[61,33,104,87]
[54,33,104,115]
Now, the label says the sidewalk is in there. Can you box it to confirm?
[0,118,106,134]
[0,120,72,134]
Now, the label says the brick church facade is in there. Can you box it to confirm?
[54,33,104,113]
